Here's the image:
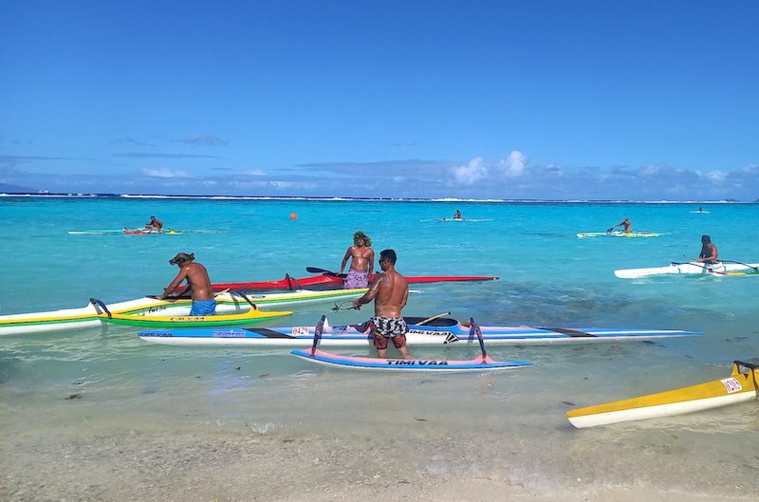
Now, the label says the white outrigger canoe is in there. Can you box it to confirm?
[0,288,366,336]
[577,231,662,239]
[614,261,759,279]
[567,361,759,428]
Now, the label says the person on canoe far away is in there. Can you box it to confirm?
[697,235,719,264]
[453,209,463,220]
[145,215,163,232]
[159,252,217,316]
[608,217,632,233]
[338,230,375,289]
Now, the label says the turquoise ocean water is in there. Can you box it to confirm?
[1,196,758,498]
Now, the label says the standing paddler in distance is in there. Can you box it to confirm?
[338,230,375,289]
[159,252,217,316]
[352,249,411,359]
[607,217,632,234]
[697,235,719,264]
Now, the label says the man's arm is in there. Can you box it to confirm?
[159,268,189,299]
[339,247,353,274]
[367,249,375,277]
[352,275,382,309]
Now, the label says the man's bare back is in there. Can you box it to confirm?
[369,270,408,318]
[160,254,213,301]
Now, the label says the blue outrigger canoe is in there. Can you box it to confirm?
[290,316,532,373]
[137,315,700,347]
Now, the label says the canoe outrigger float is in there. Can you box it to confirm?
[567,360,759,428]
[615,261,759,279]
[290,317,533,373]
[136,315,701,347]
[0,288,366,336]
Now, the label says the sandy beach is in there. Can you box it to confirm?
[2,409,757,502]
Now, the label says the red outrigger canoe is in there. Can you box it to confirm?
[212,272,499,292]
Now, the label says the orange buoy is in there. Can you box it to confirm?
[290,213,298,220]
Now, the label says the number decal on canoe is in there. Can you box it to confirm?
[721,377,743,393]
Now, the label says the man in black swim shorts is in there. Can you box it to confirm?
[370,316,408,352]
[352,249,410,358]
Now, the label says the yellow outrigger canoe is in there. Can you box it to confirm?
[567,360,759,428]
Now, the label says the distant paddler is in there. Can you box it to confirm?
[159,252,216,316]
[607,217,632,234]
[145,215,164,232]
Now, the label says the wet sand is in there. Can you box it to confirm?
[2,415,757,502]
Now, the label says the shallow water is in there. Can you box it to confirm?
[1,197,758,499]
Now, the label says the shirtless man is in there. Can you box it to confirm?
[338,231,375,289]
[697,235,719,264]
[158,252,216,316]
[608,217,632,234]
[146,215,164,232]
[352,249,410,359]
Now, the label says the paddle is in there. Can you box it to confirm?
[306,267,348,279]
[309,315,327,357]
[414,311,452,326]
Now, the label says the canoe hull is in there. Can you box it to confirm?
[577,231,661,238]
[291,349,531,372]
[136,317,701,347]
[212,274,499,291]
[614,262,759,279]
[100,309,292,328]
[567,361,759,428]
[0,289,365,336]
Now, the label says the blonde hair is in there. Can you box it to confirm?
[353,231,372,246]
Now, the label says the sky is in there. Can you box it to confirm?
[1,0,758,200]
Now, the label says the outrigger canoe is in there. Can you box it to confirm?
[615,261,759,279]
[212,269,500,292]
[136,316,700,347]
[0,288,366,336]
[291,317,531,372]
[91,299,291,328]
[291,349,531,372]
[577,231,662,238]
[567,361,759,428]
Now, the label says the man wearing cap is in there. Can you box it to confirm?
[159,252,216,316]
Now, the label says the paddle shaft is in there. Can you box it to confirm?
[305,267,347,278]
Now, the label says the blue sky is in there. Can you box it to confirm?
[1,1,757,200]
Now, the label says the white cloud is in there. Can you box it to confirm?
[451,157,488,185]
[703,170,727,183]
[496,150,527,177]
[142,168,190,178]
